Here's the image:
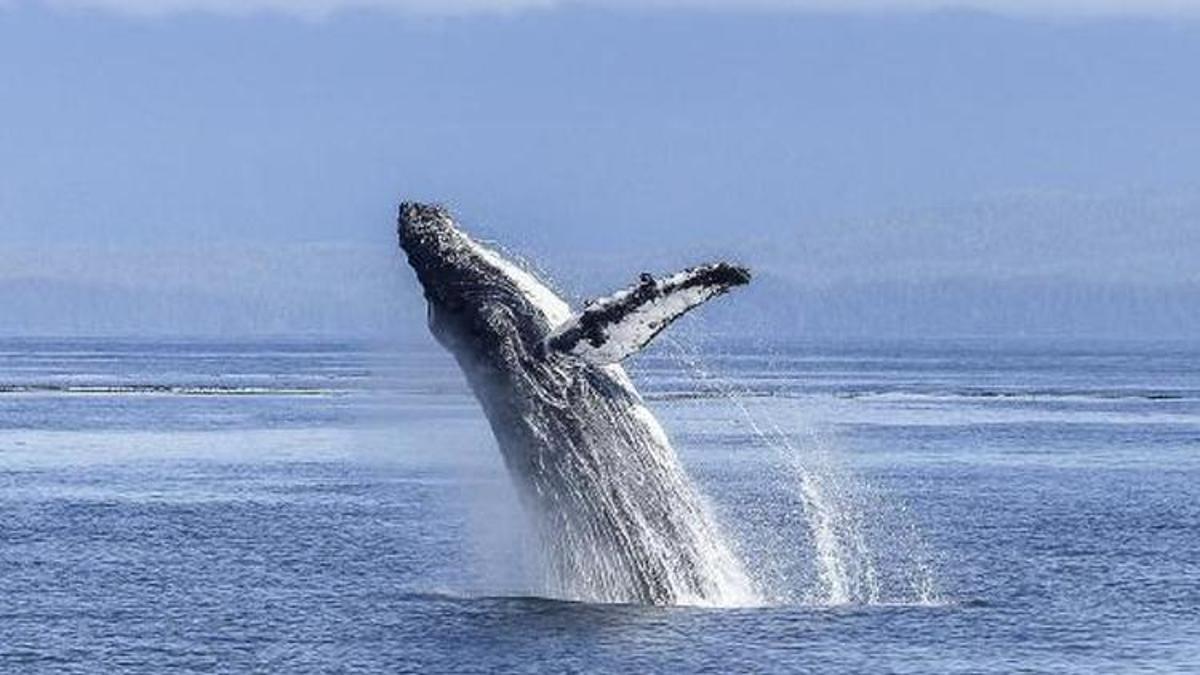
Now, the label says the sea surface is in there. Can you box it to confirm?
[2,337,1198,673]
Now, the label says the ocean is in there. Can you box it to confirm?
[1,337,1197,673]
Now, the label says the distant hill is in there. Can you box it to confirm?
[700,273,1200,340]
[5,189,1199,340]
[4,271,1198,341]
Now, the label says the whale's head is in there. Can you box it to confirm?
[398,202,571,369]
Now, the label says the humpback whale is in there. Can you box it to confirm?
[398,202,756,605]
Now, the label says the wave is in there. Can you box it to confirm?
[837,389,1191,402]
[645,388,1194,403]
[645,390,753,401]
[0,384,338,397]
[395,589,961,611]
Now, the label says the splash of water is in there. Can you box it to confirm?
[660,337,942,606]
[458,356,761,607]
[522,368,761,607]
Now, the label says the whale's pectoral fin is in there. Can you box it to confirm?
[544,262,751,364]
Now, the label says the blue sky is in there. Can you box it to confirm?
[2,1,1199,336]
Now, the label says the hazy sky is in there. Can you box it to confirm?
[2,1,1198,336]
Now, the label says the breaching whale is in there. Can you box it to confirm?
[397,202,756,605]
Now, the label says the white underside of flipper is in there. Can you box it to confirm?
[546,263,751,365]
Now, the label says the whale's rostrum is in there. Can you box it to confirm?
[397,201,757,605]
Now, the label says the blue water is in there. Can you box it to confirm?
[2,337,1198,673]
